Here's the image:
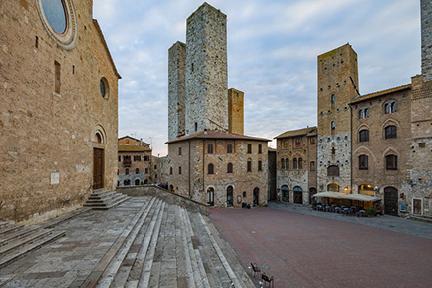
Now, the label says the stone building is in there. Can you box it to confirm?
[166,131,269,207]
[117,136,152,187]
[267,148,278,201]
[0,0,120,221]
[275,0,432,216]
[275,127,317,205]
[167,3,269,207]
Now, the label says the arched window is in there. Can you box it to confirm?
[327,165,339,177]
[385,154,398,170]
[331,94,336,105]
[359,155,368,170]
[331,121,336,130]
[124,179,131,186]
[359,108,369,119]
[359,129,369,142]
[125,168,129,175]
[135,179,140,186]
[298,158,303,169]
[384,100,397,114]
[135,168,140,174]
[384,125,397,139]
[285,158,289,170]
[208,163,214,175]
[227,163,233,173]
[293,158,298,169]
[281,158,286,169]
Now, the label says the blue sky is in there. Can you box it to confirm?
[94,0,422,156]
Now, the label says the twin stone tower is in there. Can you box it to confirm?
[168,3,244,141]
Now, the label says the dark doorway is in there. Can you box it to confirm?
[309,187,317,204]
[207,187,215,206]
[227,186,234,207]
[281,185,289,202]
[413,199,422,215]
[253,187,260,206]
[93,148,104,189]
[384,187,398,216]
[293,186,303,204]
[135,179,140,186]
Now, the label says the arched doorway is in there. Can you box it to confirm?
[309,187,317,204]
[169,185,174,192]
[207,187,215,206]
[281,185,289,202]
[135,179,140,186]
[384,187,398,216]
[227,186,234,207]
[327,183,340,192]
[293,186,303,204]
[253,187,260,206]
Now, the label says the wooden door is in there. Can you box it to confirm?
[413,199,422,215]
[384,187,398,216]
[93,148,104,190]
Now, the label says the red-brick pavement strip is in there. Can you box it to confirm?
[209,207,432,288]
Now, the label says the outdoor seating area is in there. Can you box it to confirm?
[249,262,275,288]
[312,192,383,217]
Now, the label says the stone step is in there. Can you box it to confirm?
[0,230,65,269]
[84,194,126,207]
[87,192,117,201]
[0,228,54,256]
[79,197,157,288]
[98,198,161,288]
[0,226,41,247]
[91,196,130,211]
[0,224,23,235]
[84,192,130,210]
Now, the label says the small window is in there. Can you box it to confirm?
[247,160,252,172]
[359,130,369,143]
[194,122,198,132]
[285,158,289,170]
[169,167,173,175]
[118,156,121,162]
[247,144,252,154]
[385,155,398,170]
[227,143,233,154]
[54,61,61,94]
[310,137,316,145]
[385,125,397,139]
[125,168,129,175]
[135,168,140,174]
[298,158,303,169]
[207,143,214,154]
[332,147,336,155]
[327,165,339,177]
[384,100,397,114]
[178,147,182,156]
[258,144,262,154]
[293,158,298,170]
[145,168,148,174]
[331,121,336,130]
[310,161,316,171]
[100,77,109,99]
[294,137,302,146]
[178,166,182,175]
[359,155,368,170]
[359,108,369,119]
[281,158,286,170]
[227,163,233,173]
[258,160,263,171]
[208,163,214,175]
[144,156,150,161]
[134,155,142,161]
[331,94,336,105]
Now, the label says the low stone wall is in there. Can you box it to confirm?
[117,185,208,215]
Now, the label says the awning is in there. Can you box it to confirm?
[312,192,381,202]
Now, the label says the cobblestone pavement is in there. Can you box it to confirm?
[270,202,432,240]
[209,205,432,288]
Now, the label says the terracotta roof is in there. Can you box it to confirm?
[118,145,151,152]
[166,130,270,144]
[350,84,411,104]
[275,127,317,139]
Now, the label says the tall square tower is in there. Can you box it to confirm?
[228,88,244,135]
[168,42,186,141]
[422,0,432,80]
[185,2,228,134]
[317,44,359,193]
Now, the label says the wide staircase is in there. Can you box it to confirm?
[81,197,255,288]
[84,190,130,210]
[0,221,65,269]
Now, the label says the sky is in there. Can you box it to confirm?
[93,0,422,156]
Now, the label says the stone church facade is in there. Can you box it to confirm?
[167,3,269,208]
[0,0,120,221]
[276,0,432,217]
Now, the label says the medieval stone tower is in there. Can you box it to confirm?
[317,44,359,193]
[185,3,228,135]
[228,88,244,135]
[168,42,186,140]
[422,0,432,81]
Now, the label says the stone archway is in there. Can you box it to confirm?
[226,186,234,207]
[293,186,303,204]
[281,185,289,202]
[253,187,260,206]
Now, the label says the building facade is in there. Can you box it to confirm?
[0,0,120,221]
[167,3,269,207]
[275,0,432,217]
[117,136,152,187]
[275,128,317,205]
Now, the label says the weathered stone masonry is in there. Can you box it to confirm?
[422,0,432,80]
